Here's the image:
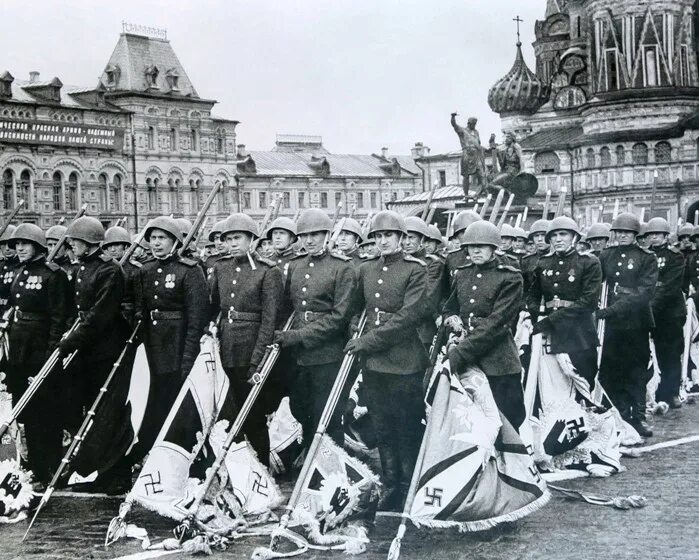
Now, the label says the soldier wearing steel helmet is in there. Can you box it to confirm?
[677,223,695,263]
[520,219,551,299]
[646,217,686,409]
[103,225,141,328]
[274,209,356,447]
[3,224,70,485]
[265,217,299,270]
[597,212,657,437]
[132,216,209,458]
[208,213,283,464]
[586,222,612,258]
[527,217,602,388]
[423,224,445,257]
[46,224,75,273]
[445,210,481,277]
[203,219,228,283]
[334,217,364,265]
[0,225,19,312]
[343,210,428,511]
[444,220,525,431]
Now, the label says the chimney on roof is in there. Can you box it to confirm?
[411,142,428,158]
[237,144,247,157]
[0,72,14,99]
[29,71,40,83]
[381,147,389,159]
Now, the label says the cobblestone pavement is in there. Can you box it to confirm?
[4,402,699,560]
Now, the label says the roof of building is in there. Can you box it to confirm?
[99,33,199,98]
[2,77,126,113]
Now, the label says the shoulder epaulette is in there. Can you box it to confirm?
[129,259,143,268]
[404,254,426,266]
[99,253,113,263]
[638,246,654,255]
[447,247,462,254]
[667,245,682,254]
[179,256,199,267]
[426,253,445,263]
[290,252,307,261]
[45,261,60,272]
[330,251,352,262]
[456,261,474,270]
[361,254,380,261]
[497,263,521,273]
[255,255,277,267]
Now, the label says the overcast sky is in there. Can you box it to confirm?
[3,0,544,155]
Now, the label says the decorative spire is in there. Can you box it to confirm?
[513,15,523,46]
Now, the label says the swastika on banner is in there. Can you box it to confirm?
[566,417,586,440]
[251,471,269,496]
[424,487,443,507]
[140,471,164,495]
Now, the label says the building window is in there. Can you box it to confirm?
[604,48,620,90]
[2,170,13,210]
[242,192,251,209]
[111,175,122,212]
[170,128,177,151]
[655,141,672,163]
[439,170,446,187]
[190,129,198,151]
[616,145,626,165]
[19,170,30,209]
[335,192,342,208]
[259,191,267,209]
[391,191,398,201]
[52,172,63,211]
[298,191,306,209]
[585,148,596,168]
[67,172,78,211]
[168,179,178,213]
[216,135,224,154]
[642,45,659,87]
[147,126,155,150]
[147,178,157,212]
[534,151,561,173]
[98,173,108,211]
[357,192,364,208]
[632,143,649,165]
[370,192,377,208]
[281,191,290,209]
[320,192,328,208]
[600,146,611,167]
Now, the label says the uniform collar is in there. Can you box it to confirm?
[554,247,576,258]
[475,256,498,270]
[382,250,404,265]
[651,241,668,252]
[81,248,103,262]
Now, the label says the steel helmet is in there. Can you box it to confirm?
[132,233,150,250]
[102,226,131,248]
[451,210,481,237]
[404,216,430,238]
[545,216,580,241]
[368,210,407,237]
[426,224,443,244]
[678,224,695,239]
[528,219,550,239]
[10,223,46,249]
[144,216,183,244]
[586,222,611,240]
[512,226,527,240]
[46,224,67,242]
[0,225,16,244]
[268,217,298,239]
[296,209,333,235]
[638,223,648,237]
[500,223,516,238]
[208,220,226,242]
[463,221,501,247]
[66,216,105,245]
[219,213,259,239]
[578,235,591,247]
[611,212,641,234]
[337,218,364,241]
[692,225,699,240]
[645,217,671,235]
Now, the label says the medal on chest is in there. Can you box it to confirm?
[3,271,13,284]
[567,268,576,283]
[543,269,553,277]
[657,256,665,269]
[627,258,634,270]
[27,275,42,290]
[165,273,176,289]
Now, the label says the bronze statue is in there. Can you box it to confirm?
[491,132,538,199]
[451,113,486,199]
[493,132,523,181]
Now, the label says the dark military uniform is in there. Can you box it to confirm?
[521,249,549,298]
[5,255,70,483]
[527,248,602,387]
[413,249,446,348]
[445,258,524,429]
[351,250,428,508]
[0,255,20,312]
[684,250,699,302]
[272,246,298,270]
[204,252,223,285]
[210,253,283,463]
[281,250,356,446]
[121,259,142,328]
[598,244,658,424]
[650,242,686,403]
[134,254,209,456]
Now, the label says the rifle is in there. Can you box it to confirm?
[420,180,439,221]
[497,193,515,228]
[266,311,367,554]
[0,199,24,241]
[326,202,345,252]
[488,188,505,224]
[24,320,142,540]
[0,318,81,440]
[251,195,279,253]
[47,204,88,263]
[554,187,568,218]
[174,313,295,541]
[177,182,222,258]
[479,193,492,218]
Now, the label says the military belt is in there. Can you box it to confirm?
[545,299,575,310]
[301,310,329,322]
[613,285,638,296]
[13,309,45,322]
[370,310,394,326]
[150,310,184,321]
[225,308,261,322]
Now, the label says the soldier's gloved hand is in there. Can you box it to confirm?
[447,347,470,373]
[246,365,260,385]
[274,330,301,347]
[532,317,553,335]
[344,337,369,355]
[444,315,464,333]
[594,308,609,320]
[58,336,77,357]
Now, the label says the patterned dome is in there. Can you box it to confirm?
[488,42,550,116]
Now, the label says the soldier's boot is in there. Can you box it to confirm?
[630,384,653,438]
[377,446,401,512]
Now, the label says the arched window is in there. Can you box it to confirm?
[190,129,198,151]
[111,175,122,212]
[600,146,611,167]
[192,179,200,213]
[219,180,227,211]
[19,170,31,209]
[655,141,672,163]
[170,178,179,213]
[585,148,596,168]
[67,172,79,211]
[98,173,108,211]
[147,178,157,212]
[632,143,648,165]
[616,145,626,165]
[534,151,561,174]
[147,126,155,150]
[52,171,63,211]
[2,170,13,210]
[170,128,177,151]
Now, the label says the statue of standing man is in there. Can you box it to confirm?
[451,113,486,200]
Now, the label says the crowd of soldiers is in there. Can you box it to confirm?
[1,203,695,513]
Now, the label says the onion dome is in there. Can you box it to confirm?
[488,41,549,116]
